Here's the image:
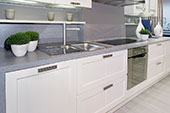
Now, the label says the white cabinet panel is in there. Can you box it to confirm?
[77,50,127,95]
[148,42,166,61]
[28,0,92,8]
[148,57,165,80]
[77,75,127,113]
[6,61,76,113]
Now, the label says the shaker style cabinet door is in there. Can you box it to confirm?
[69,0,92,8]
[6,61,76,113]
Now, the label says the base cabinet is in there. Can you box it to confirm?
[77,76,127,113]
[6,61,76,113]
[147,42,166,81]
[5,50,127,113]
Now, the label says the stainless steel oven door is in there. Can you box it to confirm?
[128,53,148,90]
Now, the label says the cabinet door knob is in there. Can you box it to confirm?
[38,65,57,73]
[103,84,113,91]
[103,54,113,59]
[70,2,81,5]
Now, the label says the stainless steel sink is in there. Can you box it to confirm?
[39,42,106,56]
[71,43,105,51]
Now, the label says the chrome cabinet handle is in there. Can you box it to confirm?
[103,84,113,91]
[38,65,57,73]
[103,54,113,59]
[157,43,162,46]
[156,62,162,65]
[70,2,81,5]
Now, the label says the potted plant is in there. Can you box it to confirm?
[139,29,150,40]
[25,31,39,52]
[7,33,31,57]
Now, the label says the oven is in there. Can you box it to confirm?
[127,46,148,90]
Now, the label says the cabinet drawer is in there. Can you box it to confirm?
[148,42,165,60]
[148,58,165,80]
[77,76,127,113]
[77,50,127,94]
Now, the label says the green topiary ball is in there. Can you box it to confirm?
[25,31,39,41]
[7,33,31,45]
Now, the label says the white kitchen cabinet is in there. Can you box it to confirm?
[76,50,128,113]
[125,0,158,16]
[124,3,145,15]
[76,50,128,95]
[147,57,165,80]
[148,0,158,16]
[6,61,76,113]
[147,42,166,80]
[148,42,166,61]
[28,0,92,8]
[165,41,170,74]
[68,0,92,8]
[28,0,55,4]
[77,75,127,113]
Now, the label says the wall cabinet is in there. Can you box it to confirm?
[125,0,158,16]
[6,61,76,113]
[29,0,92,8]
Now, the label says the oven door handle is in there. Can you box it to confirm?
[128,53,146,59]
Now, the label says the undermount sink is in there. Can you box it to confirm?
[71,43,105,51]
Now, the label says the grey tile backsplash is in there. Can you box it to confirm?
[0,2,125,48]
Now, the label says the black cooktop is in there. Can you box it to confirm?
[98,39,138,46]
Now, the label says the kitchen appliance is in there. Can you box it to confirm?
[128,46,148,90]
[98,39,138,46]
[93,0,145,7]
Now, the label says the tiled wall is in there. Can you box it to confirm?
[0,2,125,48]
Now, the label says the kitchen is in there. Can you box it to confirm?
[0,0,170,113]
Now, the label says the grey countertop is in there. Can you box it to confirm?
[1,37,170,73]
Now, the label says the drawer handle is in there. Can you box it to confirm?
[103,84,113,91]
[156,62,162,65]
[157,43,162,46]
[103,54,113,59]
[70,2,81,5]
[38,65,57,73]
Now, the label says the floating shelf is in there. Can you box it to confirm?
[0,19,86,25]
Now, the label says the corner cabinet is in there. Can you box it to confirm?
[6,60,76,113]
[29,0,92,8]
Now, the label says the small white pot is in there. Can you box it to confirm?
[28,40,38,52]
[11,44,28,57]
[140,34,149,40]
